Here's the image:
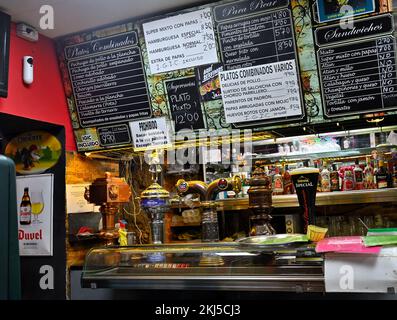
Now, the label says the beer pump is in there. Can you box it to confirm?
[176,176,242,242]
[139,150,170,244]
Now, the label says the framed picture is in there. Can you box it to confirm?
[0,11,11,98]
[317,0,375,23]
[16,174,54,256]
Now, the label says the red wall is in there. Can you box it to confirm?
[0,23,76,151]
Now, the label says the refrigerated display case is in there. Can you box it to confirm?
[81,242,324,292]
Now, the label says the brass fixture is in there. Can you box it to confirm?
[84,172,131,244]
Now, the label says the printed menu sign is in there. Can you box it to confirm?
[16,174,54,256]
[318,36,397,117]
[143,8,218,74]
[129,117,171,151]
[165,76,205,131]
[195,63,224,101]
[215,2,295,70]
[219,60,303,124]
[65,31,151,128]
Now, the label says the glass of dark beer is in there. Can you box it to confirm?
[290,167,320,232]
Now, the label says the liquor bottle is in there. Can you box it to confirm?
[20,187,32,225]
[363,156,374,189]
[343,169,354,191]
[330,164,340,191]
[315,161,322,192]
[320,160,331,192]
[282,163,294,194]
[391,161,397,188]
[386,161,393,188]
[353,159,364,190]
[373,159,379,188]
[376,160,388,189]
[273,166,284,195]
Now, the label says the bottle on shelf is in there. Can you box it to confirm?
[373,159,379,187]
[272,165,284,195]
[353,159,364,190]
[343,168,354,191]
[282,163,294,194]
[330,164,340,192]
[386,161,393,188]
[364,156,375,189]
[320,160,331,192]
[392,160,397,188]
[19,187,32,225]
[315,161,322,192]
[376,160,388,189]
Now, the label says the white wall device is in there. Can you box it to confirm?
[23,56,34,85]
[16,23,39,42]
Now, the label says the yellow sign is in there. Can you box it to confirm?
[5,131,62,175]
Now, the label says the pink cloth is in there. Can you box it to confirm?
[316,236,381,254]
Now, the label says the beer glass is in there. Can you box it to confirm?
[291,167,320,232]
[31,190,44,224]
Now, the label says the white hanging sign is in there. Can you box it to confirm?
[143,8,218,74]
[219,59,303,124]
[129,117,172,151]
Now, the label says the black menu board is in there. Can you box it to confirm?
[214,0,304,128]
[97,124,131,147]
[165,77,205,131]
[215,0,295,70]
[64,31,151,128]
[315,14,397,118]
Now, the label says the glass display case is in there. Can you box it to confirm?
[81,242,324,292]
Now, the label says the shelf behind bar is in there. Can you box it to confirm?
[216,188,397,210]
[252,145,397,162]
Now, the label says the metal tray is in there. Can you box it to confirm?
[237,234,308,249]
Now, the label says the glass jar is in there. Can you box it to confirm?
[201,203,219,242]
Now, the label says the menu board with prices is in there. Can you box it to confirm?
[315,14,397,118]
[143,8,218,74]
[165,76,205,131]
[97,124,131,147]
[215,1,295,70]
[65,31,151,128]
[219,60,303,124]
[318,35,397,117]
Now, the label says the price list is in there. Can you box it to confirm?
[318,35,397,117]
[217,7,296,70]
[66,31,151,127]
[143,8,218,74]
[165,77,205,131]
[219,60,303,124]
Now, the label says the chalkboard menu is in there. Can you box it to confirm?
[215,0,295,70]
[97,124,131,147]
[315,14,397,118]
[64,31,151,128]
[165,77,205,131]
[214,0,304,127]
